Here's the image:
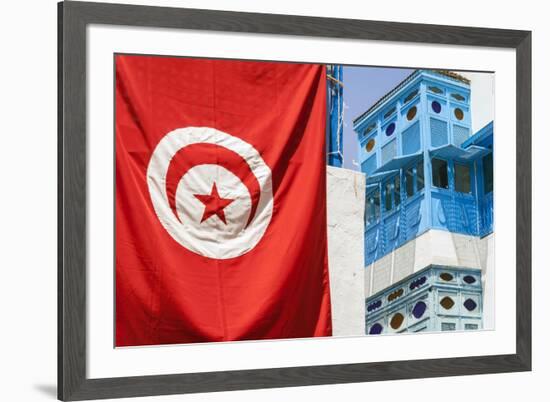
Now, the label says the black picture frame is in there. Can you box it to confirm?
[58,1,532,400]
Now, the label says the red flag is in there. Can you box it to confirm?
[115,55,331,346]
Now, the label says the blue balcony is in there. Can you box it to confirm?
[354,70,494,266]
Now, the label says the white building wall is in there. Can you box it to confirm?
[479,234,495,329]
[460,72,495,133]
[326,166,366,336]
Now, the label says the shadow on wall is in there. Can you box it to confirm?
[34,384,57,399]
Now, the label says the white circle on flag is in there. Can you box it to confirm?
[175,164,253,251]
[147,127,273,259]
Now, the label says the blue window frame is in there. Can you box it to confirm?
[394,175,401,207]
[365,188,381,227]
[417,160,425,192]
[454,162,472,194]
[384,181,392,211]
[482,153,493,194]
[383,174,401,212]
[405,158,425,197]
[432,158,449,189]
[405,166,414,197]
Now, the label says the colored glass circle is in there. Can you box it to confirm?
[440,296,455,310]
[431,101,442,113]
[454,108,464,120]
[452,93,465,101]
[463,275,477,284]
[388,288,404,302]
[410,276,427,290]
[390,313,404,329]
[369,323,383,335]
[412,301,427,319]
[385,122,396,136]
[464,299,477,311]
[406,106,417,121]
[367,300,382,312]
[366,138,375,152]
[440,272,454,281]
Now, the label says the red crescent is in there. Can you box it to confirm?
[165,143,262,228]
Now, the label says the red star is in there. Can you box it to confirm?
[193,182,235,225]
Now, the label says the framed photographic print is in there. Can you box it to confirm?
[58,1,531,400]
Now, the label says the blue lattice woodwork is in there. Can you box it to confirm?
[365,266,483,334]
[462,122,494,237]
[354,70,494,266]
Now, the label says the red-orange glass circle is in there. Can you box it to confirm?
[440,296,455,310]
[407,106,417,121]
[366,138,375,152]
[390,313,404,329]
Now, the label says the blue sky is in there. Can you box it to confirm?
[342,66,414,170]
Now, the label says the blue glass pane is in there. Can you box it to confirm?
[381,139,397,165]
[464,299,477,311]
[385,122,396,136]
[369,323,383,335]
[362,155,377,176]
[367,299,382,312]
[430,118,448,147]
[409,276,427,290]
[412,301,427,319]
[431,100,442,113]
[402,121,420,155]
[453,124,469,146]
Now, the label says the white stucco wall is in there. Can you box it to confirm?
[461,72,495,133]
[479,233,495,329]
[326,166,366,336]
[365,230,495,328]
